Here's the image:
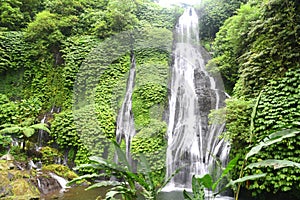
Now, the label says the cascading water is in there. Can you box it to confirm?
[37,115,46,149]
[115,52,136,163]
[37,107,61,150]
[49,172,70,192]
[165,8,230,189]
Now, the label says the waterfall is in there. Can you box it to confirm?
[165,8,230,189]
[37,115,47,148]
[49,172,70,192]
[37,107,60,150]
[37,173,67,194]
[115,52,136,163]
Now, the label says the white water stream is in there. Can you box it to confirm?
[165,7,230,190]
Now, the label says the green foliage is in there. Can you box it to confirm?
[60,35,99,92]
[131,120,167,185]
[246,159,300,170]
[42,164,78,180]
[135,1,182,30]
[197,0,247,40]
[241,68,300,195]
[183,175,206,200]
[25,10,78,56]
[50,111,80,149]
[9,145,27,161]
[222,98,253,147]
[0,0,178,190]
[0,133,12,154]
[207,3,260,93]
[0,0,24,30]
[132,83,167,128]
[226,86,300,196]
[236,129,300,199]
[0,0,43,30]
[0,120,49,138]
[235,0,300,97]
[71,141,179,200]
[90,0,138,38]
[187,130,299,200]
[43,0,84,16]
[224,65,300,197]
[246,130,299,160]
[0,31,30,74]
[40,146,63,165]
[211,0,299,96]
[75,104,115,156]
[184,156,240,199]
[50,110,96,173]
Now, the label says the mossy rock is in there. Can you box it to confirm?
[0,174,39,200]
[8,170,29,181]
[42,164,78,180]
[0,168,39,198]
[0,171,12,197]
[11,179,40,199]
[40,147,63,165]
[0,159,16,170]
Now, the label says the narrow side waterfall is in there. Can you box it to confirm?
[115,52,136,162]
[165,8,230,189]
[37,115,46,148]
[49,172,70,191]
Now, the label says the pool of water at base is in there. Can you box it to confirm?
[43,186,235,200]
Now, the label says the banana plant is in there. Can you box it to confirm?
[183,156,240,200]
[69,140,180,200]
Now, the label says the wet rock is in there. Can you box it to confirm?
[36,175,62,194]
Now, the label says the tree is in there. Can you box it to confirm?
[207,3,260,94]
[25,10,78,60]
[197,0,247,40]
[0,0,24,30]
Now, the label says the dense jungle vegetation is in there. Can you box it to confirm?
[202,0,300,199]
[0,0,299,199]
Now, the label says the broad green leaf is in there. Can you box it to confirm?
[183,189,193,200]
[138,153,154,190]
[20,119,34,127]
[250,90,262,137]
[106,190,124,200]
[89,156,109,165]
[22,128,35,137]
[212,155,239,190]
[225,173,266,188]
[68,173,102,185]
[0,126,20,134]
[73,163,101,170]
[246,129,299,159]
[112,140,132,171]
[245,159,300,170]
[194,174,213,189]
[0,124,14,128]
[158,167,181,193]
[30,123,51,133]
[86,181,122,190]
